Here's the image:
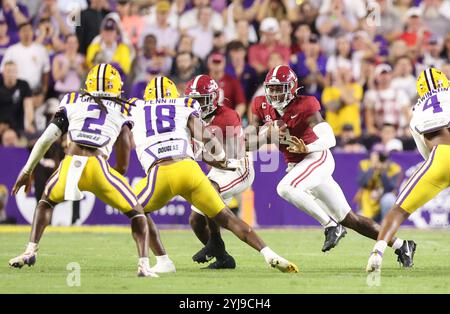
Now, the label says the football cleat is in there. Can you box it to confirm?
[137,265,159,278]
[192,246,214,264]
[322,224,347,252]
[395,240,417,268]
[366,250,383,272]
[150,260,176,273]
[9,252,37,268]
[204,254,236,270]
[267,256,299,273]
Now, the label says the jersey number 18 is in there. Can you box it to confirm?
[144,104,176,136]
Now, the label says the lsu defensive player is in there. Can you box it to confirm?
[131,76,298,273]
[9,64,158,278]
[185,75,255,269]
[367,68,450,272]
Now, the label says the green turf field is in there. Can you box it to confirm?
[1,226,450,293]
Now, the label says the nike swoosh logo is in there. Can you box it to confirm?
[290,114,298,119]
[404,242,411,257]
[335,227,343,237]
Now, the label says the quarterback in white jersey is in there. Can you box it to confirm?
[367,68,450,273]
[131,76,299,274]
[9,64,158,277]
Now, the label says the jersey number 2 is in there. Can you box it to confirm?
[144,105,176,136]
[82,104,106,134]
[422,95,443,113]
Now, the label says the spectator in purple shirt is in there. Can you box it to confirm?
[290,33,327,101]
[0,16,17,64]
[0,0,28,38]
[225,40,258,104]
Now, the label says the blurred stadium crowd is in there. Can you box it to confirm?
[0,0,449,153]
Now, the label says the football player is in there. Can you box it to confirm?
[366,68,449,272]
[185,75,255,269]
[9,64,158,277]
[249,65,414,265]
[130,76,298,273]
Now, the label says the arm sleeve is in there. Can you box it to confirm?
[306,122,336,152]
[411,127,430,160]
[50,108,69,134]
[22,124,63,174]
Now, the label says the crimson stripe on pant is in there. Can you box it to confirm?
[290,151,326,187]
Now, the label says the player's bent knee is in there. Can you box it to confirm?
[392,204,412,218]
[211,207,234,227]
[189,211,204,227]
[276,182,291,200]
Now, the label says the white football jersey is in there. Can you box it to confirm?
[131,97,201,173]
[59,92,133,158]
[410,88,450,134]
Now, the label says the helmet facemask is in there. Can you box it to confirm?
[264,81,294,112]
[189,92,217,119]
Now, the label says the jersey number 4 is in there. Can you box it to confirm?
[144,104,176,136]
[422,95,443,113]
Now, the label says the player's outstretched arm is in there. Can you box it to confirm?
[113,125,132,175]
[12,110,67,195]
[187,115,236,170]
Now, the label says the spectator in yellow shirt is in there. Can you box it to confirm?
[355,144,402,222]
[86,18,131,75]
[321,60,363,137]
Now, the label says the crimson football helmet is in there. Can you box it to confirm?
[185,74,220,119]
[264,65,298,112]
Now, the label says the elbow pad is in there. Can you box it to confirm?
[22,124,62,174]
[306,122,336,153]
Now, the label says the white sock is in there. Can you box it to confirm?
[25,242,38,254]
[138,257,150,268]
[260,246,278,261]
[279,186,332,226]
[155,254,171,264]
[391,238,404,250]
[324,219,338,228]
[373,241,387,255]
